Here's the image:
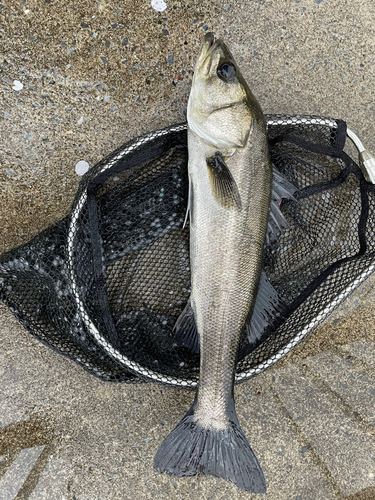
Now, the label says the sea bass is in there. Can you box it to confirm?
[154,33,272,493]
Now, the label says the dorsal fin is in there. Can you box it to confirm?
[266,166,298,245]
[245,271,287,345]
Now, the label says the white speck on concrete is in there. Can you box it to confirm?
[77,116,83,125]
[151,0,167,12]
[103,95,110,103]
[12,80,23,91]
[75,160,90,176]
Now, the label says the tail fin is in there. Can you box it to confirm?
[153,403,266,493]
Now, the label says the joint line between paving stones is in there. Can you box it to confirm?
[335,345,375,378]
[268,379,344,499]
[299,362,375,440]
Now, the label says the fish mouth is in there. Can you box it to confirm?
[197,33,234,78]
[203,32,215,50]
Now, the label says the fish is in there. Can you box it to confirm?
[154,33,291,493]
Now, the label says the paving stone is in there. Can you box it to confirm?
[0,446,44,500]
[28,454,72,500]
[269,364,375,496]
[341,341,375,369]
[305,350,375,427]
[236,376,337,500]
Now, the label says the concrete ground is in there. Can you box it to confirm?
[1,0,375,499]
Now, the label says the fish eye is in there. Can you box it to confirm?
[217,62,237,81]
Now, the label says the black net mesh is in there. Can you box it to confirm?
[1,115,374,387]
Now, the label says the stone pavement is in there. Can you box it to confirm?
[1,0,375,499]
[0,282,374,500]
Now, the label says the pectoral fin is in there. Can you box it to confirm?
[206,152,242,210]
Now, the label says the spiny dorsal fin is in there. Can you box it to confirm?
[266,166,298,245]
[206,152,242,210]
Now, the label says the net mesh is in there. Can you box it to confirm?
[1,115,373,387]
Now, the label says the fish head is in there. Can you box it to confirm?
[188,33,261,149]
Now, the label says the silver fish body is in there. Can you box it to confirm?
[154,33,270,493]
[189,122,271,430]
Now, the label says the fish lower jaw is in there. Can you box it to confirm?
[194,409,229,431]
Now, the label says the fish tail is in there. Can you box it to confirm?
[153,400,266,493]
